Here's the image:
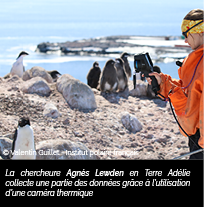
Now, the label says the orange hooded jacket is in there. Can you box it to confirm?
[158,44,203,148]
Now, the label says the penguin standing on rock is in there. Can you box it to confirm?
[86,61,101,89]
[10,51,29,78]
[114,58,128,91]
[11,117,36,160]
[99,59,118,93]
[120,52,132,79]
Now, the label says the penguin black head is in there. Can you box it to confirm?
[47,70,61,79]
[16,51,29,60]
[115,58,124,66]
[120,52,130,60]
[106,59,115,67]
[93,61,99,68]
[18,117,30,128]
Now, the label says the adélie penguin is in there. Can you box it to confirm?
[11,117,36,160]
[87,61,101,89]
[10,51,29,78]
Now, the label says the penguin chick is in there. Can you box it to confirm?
[86,61,101,89]
[10,51,29,78]
[11,117,36,160]
[99,59,118,93]
[114,58,128,91]
[120,52,132,79]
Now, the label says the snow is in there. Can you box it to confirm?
[117,36,189,47]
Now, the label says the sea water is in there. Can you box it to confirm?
[0,0,203,81]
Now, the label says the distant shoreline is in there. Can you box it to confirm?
[36,35,191,62]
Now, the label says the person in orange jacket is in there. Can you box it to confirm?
[147,9,203,159]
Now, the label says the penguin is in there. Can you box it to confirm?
[99,59,118,93]
[86,61,101,89]
[11,117,36,160]
[120,52,132,79]
[10,51,29,78]
[114,58,128,91]
[47,70,61,82]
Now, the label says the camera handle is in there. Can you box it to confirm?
[148,75,160,95]
[133,72,136,89]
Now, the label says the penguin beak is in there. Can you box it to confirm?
[23,52,29,57]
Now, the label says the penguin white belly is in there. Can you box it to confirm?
[112,82,118,90]
[10,62,24,77]
[118,79,126,90]
[104,82,111,91]
[12,126,36,160]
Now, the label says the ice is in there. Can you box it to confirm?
[24,56,110,64]
[118,36,189,48]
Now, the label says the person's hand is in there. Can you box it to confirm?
[146,72,162,85]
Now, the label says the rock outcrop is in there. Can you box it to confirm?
[6,75,22,83]
[20,77,51,96]
[0,136,12,159]
[0,77,4,83]
[57,74,97,110]
[36,35,191,61]
[43,103,61,119]
[120,112,143,133]
[22,66,53,83]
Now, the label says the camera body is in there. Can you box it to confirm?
[133,52,160,94]
[134,52,154,76]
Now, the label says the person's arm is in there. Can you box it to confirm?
[148,72,182,98]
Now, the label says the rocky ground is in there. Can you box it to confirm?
[0,75,190,160]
